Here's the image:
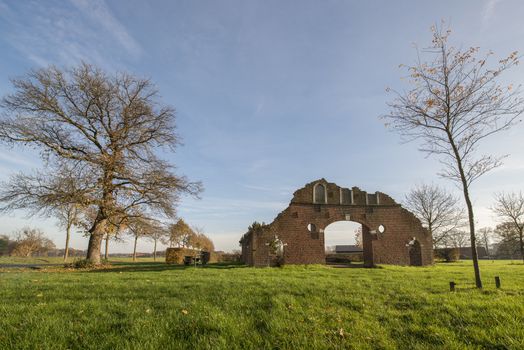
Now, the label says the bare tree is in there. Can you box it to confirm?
[354,226,363,248]
[444,229,468,250]
[383,24,523,288]
[10,227,55,257]
[477,227,493,257]
[404,183,464,247]
[0,63,202,264]
[0,169,83,262]
[127,216,157,262]
[492,191,524,262]
[55,204,80,262]
[493,222,521,258]
[102,224,125,261]
[149,225,169,261]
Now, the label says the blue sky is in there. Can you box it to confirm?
[0,0,523,253]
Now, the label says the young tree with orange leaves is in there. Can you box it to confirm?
[384,24,524,288]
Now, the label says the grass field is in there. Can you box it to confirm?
[0,256,160,265]
[0,260,523,349]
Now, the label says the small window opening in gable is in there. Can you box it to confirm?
[313,183,326,204]
[340,188,352,205]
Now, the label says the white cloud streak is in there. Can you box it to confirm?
[69,0,142,57]
[0,149,36,168]
[483,0,504,24]
[0,0,141,68]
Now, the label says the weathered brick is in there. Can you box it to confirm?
[240,179,433,267]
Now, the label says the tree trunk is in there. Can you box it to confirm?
[87,174,114,265]
[463,187,482,288]
[86,218,107,265]
[104,233,109,260]
[86,231,104,264]
[153,238,157,262]
[448,133,482,288]
[63,224,71,262]
[428,222,435,247]
[133,235,138,262]
[519,228,524,264]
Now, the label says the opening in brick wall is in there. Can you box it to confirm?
[324,221,365,265]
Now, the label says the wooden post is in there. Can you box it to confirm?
[449,281,456,292]
[495,276,501,289]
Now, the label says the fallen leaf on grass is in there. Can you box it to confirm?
[181,309,188,315]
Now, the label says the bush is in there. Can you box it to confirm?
[325,253,363,264]
[215,252,241,263]
[275,256,285,267]
[67,259,99,269]
[434,248,460,262]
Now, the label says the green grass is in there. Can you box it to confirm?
[0,261,523,349]
[0,256,160,265]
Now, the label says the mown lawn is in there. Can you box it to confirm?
[0,260,523,349]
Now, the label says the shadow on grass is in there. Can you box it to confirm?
[89,261,248,273]
[326,263,383,269]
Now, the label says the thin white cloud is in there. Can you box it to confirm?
[0,149,37,169]
[69,0,142,57]
[242,183,294,194]
[247,159,271,173]
[181,196,287,215]
[483,0,504,24]
[0,1,141,68]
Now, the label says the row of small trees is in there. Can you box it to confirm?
[72,215,214,262]
[168,219,214,251]
[0,217,215,262]
[129,218,215,262]
[404,184,524,261]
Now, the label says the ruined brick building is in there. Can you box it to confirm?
[240,179,433,267]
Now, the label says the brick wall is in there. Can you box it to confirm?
[241,179,433,267]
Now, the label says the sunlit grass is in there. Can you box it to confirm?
[0,256,161,265]
[0,260,522,349]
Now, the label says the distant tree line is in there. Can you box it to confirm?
[0,228,55,257]
[405,184,524,261]
[0,215,217,262]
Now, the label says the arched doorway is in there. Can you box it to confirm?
[324,221,373,267]
[408,239,422,266]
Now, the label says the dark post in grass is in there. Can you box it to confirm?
[449,281,456,292]
[495,276,501,289]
